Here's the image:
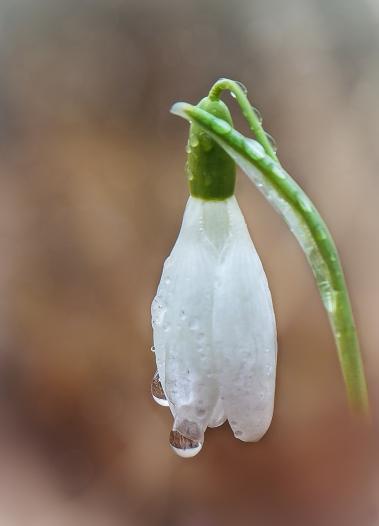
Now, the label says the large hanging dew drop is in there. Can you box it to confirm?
[151,371,169,407]
[169,430,203,458]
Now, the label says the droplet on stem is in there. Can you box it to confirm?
[151,371,169,407]
[230,81,248,98]
[265,132,277,153]
[244,138,265,160]
[169,430,203,458]
[190,135,199,148]
[211,119,232,135]
[253,107,263,124]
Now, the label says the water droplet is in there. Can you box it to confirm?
[189,318,199,331]
[265,364,273,376]
[163,323,171,333]
[169,430,203,458]
[271,164,286,180]
[234,429,243,437]
[297,194,313,213]
[197,332,206,343]
[315,224,327,241]
[320,283,336,313]
[243,139,265,159]
[211,119,232,135]
[190,135,199,148]
[151,345,155,353]
[230,81,248,98]
[237,81,248,94]
[253,107,263,124]
[185,143,191,154]
[180,310,186,321]
[201,135,213,152]
[164,277,171,285]
[265,132,277,153]
[151,371,169,407]
[259,391,265,400]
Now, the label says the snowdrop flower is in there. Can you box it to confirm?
[151,97,277,457]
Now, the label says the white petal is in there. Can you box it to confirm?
[213,197,277,441]
[152,197,221,439]
[208,398,227,428]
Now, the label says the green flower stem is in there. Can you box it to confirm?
[208,78,278,162]
[171,101,370,416]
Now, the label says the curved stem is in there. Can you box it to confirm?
[208,78,278,162]
[171,101,370,416]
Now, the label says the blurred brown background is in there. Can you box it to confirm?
[0,0,378,524]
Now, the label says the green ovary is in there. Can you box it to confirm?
[186,97,236,200]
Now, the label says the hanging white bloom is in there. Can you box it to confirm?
[149,77,371,457]
[151,94,277,457]
[151,195,277,457]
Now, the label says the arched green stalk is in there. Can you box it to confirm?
[208,78,278,162]
[170,100,369,416]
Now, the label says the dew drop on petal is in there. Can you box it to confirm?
[151,371,169,407]
[196,332,206,343]
[189,318,199,331]
[264,364,273,376]
[169,430,203,458]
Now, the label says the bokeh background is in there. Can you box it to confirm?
[0,0,378,524]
